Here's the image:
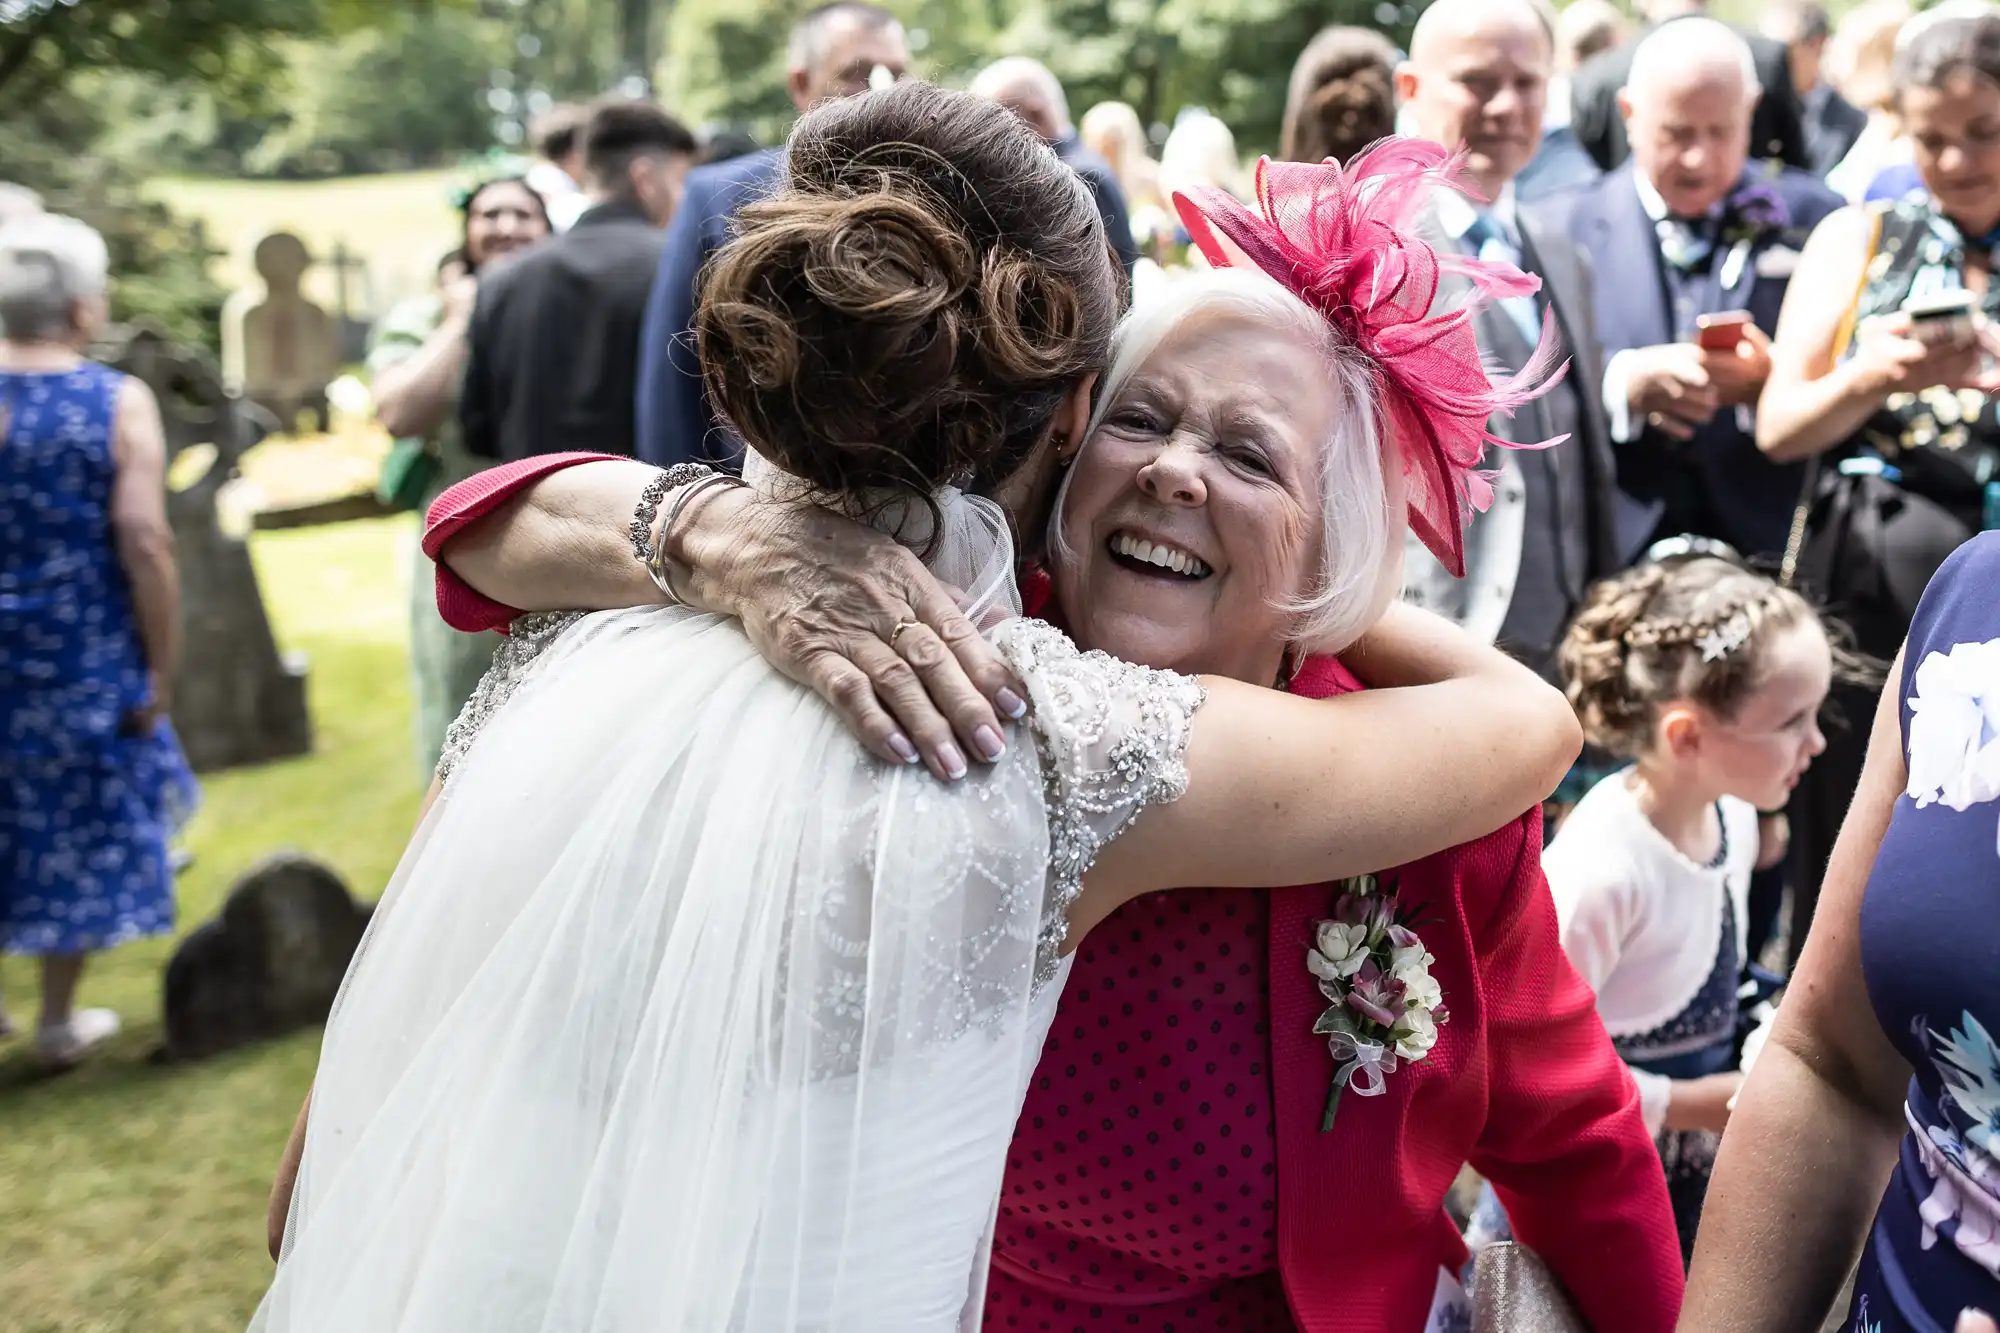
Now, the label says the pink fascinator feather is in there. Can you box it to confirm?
[1172,139,1570,579]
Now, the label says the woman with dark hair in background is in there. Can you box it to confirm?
[1752,12,2000,965]
[1280,26,1399,166]
[370,173,549,777]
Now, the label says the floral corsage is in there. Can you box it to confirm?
[1307,873,1449,1132]
[1718,178,1792,289]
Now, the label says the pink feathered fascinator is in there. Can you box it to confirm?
[1172,139,1569,579]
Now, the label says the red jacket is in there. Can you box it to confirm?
[423,458,1686,1330]
[1270,653,1681,1331]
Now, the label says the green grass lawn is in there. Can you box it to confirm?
[0,516,425,1332]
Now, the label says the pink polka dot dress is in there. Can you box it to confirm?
[985,887,1297,1331]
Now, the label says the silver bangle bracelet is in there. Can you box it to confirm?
[629,463,715,566]
[645,471,746,608]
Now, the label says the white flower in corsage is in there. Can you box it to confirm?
[1308,873,1450,1132]
[1905,637,2000,855]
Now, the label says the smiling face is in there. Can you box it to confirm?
[1905,69,2000,236]
[464,180,550,270]
[1050,309,1341,684]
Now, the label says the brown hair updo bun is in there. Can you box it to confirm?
[1280,27,1399,166]
[696,79,1121,523]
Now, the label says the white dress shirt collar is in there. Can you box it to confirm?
[1434,180,1521,246]
[1633,168,1727,224]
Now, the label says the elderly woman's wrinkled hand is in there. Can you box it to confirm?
[713,497,1029,783]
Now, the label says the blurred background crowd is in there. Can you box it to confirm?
[5,0,2000,1325]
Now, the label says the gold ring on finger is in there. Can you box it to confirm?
[889,620,920,649]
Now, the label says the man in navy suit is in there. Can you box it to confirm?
[1539,17,1840,560]
[633,1,908,468]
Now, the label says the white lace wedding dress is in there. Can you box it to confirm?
[251,480,1205,1333]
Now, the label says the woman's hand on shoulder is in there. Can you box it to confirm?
[682,496,1030,782]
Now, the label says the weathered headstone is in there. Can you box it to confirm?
[108,326,312,771]
[222,231,340,434]
[327,240,376,365]
[157,853,370,1062]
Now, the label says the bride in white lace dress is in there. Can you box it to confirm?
[254,83,1578,1333]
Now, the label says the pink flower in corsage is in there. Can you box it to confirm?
[1308,873,1450,1131]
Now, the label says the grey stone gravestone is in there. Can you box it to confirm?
[157,853,371,1062]
[107,326,312,771]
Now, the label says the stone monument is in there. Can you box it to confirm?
[108,326,313,771]
[221,231,340,434]
[157,853,371,1062]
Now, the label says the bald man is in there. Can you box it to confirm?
[1396,0,1626,681]
[969,57,1138,279]
[1569,0,1809,173]
[1538,17,1840,562]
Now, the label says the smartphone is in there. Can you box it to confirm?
[1695,310,1754,351]
[1903,288,1979,344]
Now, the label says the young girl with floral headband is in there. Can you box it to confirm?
[1540,556,1835,1264]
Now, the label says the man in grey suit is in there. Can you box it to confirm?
[1395,0,1627,679]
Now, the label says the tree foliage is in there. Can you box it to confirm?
[0,0,458,109]
[658,0,1418,153]
[0,81,228,350]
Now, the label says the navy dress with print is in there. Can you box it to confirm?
[1848,532,2000,1333]
[0,362,196,955]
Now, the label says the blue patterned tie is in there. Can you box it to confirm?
[1461,214,1542,349]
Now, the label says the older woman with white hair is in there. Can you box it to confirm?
[0,213,195,1068]
[399,146,1686,1329]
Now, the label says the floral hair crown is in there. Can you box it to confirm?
[1623,584,1793,664]
[1171,139,1570,578]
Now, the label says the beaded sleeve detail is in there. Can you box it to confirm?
[435,610,587,786]
[994,618,1207,982]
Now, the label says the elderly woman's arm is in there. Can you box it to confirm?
[1757,206,1990,462]
[1075,621,1579,921]
[424,458,1582,889]
[1677,652,1912,1332]
[110,377,180,713]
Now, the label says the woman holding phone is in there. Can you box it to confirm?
[1753,11,2000,958]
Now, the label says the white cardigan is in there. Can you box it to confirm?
[1543,771,1760,1135]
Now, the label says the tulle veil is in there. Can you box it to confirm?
[252,462,1066,1332]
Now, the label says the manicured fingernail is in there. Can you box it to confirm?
[996,688,1028,719]
[938,743,968,781]
[887,732,919,765]
[974,725,1005,762]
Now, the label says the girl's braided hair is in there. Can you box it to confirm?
[1557,557,1820,759]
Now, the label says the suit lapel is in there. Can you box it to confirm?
[1603,166,1675,347]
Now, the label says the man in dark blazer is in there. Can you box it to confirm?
[1395,0,1627,679]
[462,99,696,462]
[1764,0,1868,177]
[969,57,1140,280]
[1539,18,1841,561]
[632,1,909,468]
[1570,0,1810,174]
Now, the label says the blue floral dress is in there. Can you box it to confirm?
[1849,532,2000,1332]
[0,362,197,955]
